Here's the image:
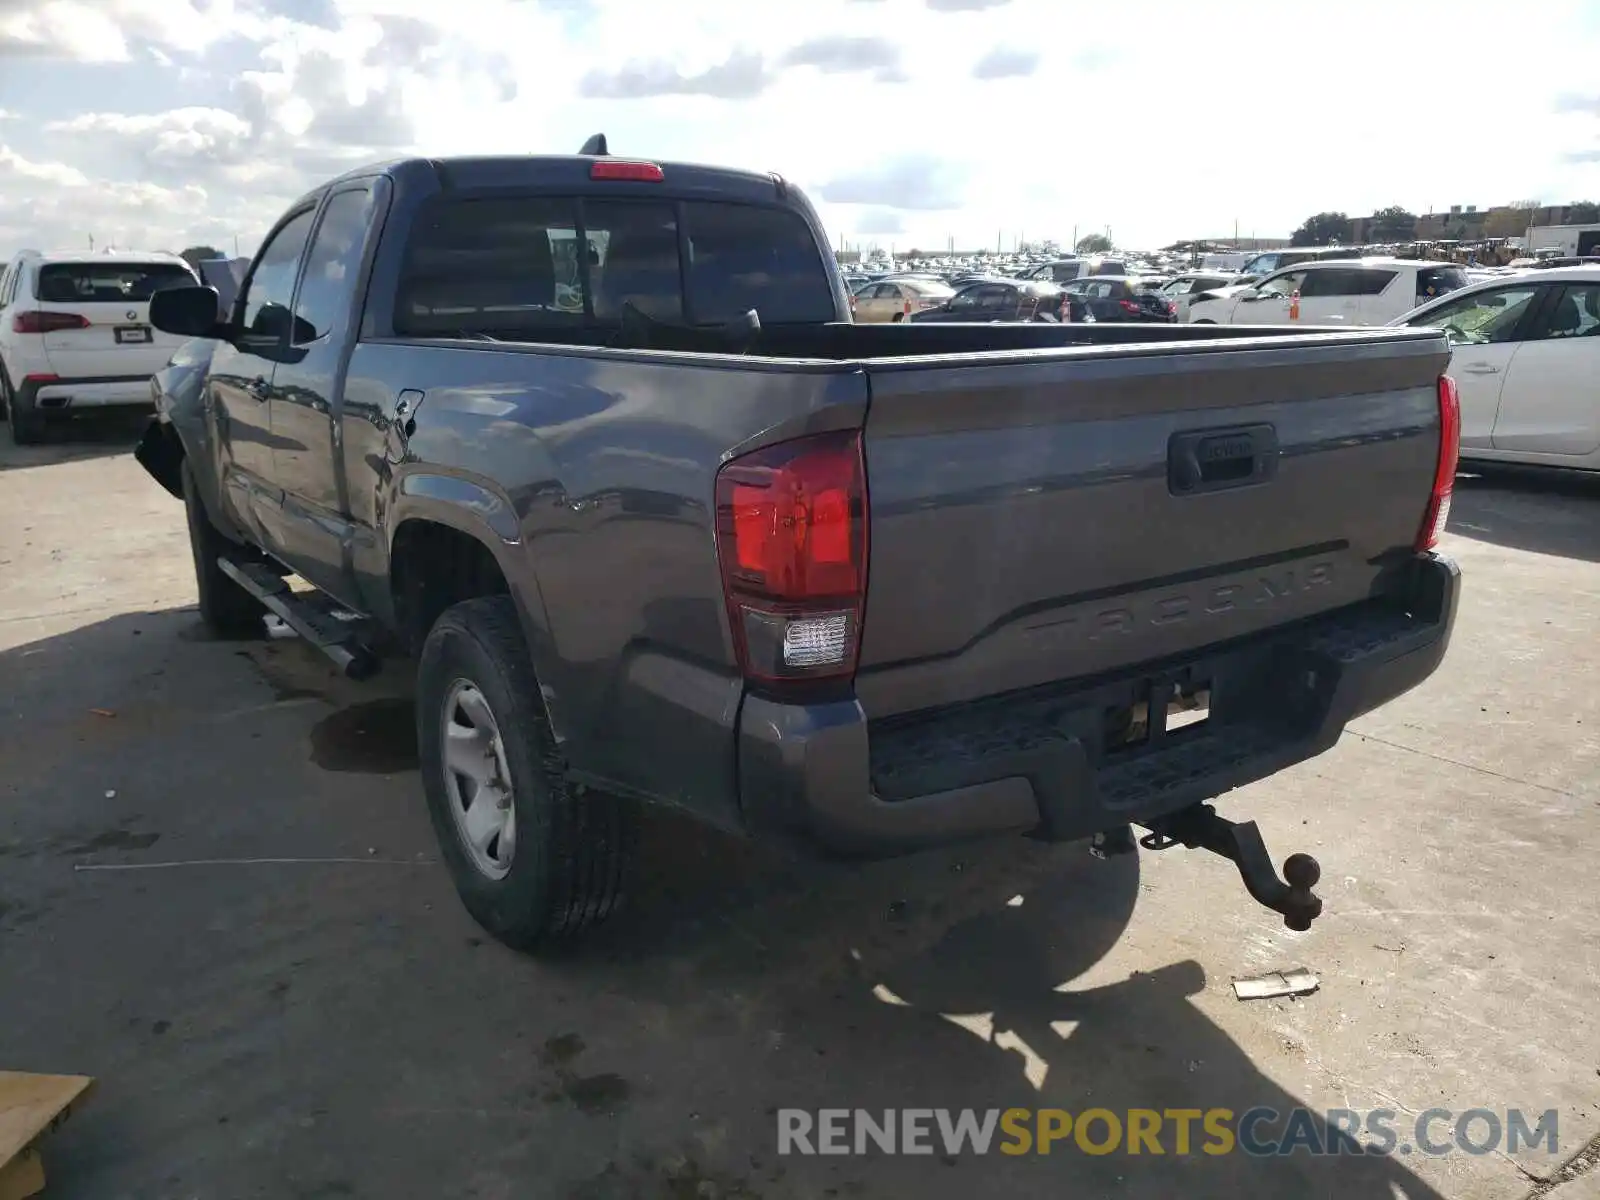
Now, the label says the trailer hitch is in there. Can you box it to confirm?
[1098,804,1324,931]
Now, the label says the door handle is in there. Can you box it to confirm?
[247,377,270,401]
[1461,364,1500,375]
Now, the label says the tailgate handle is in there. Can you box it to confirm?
[1169,424,1279,495]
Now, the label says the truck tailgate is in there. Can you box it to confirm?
[855,330,1451,719]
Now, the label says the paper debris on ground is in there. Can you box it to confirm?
[1232,967,1320,1001]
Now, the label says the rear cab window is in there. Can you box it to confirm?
[35,261,195,304]
[396,194,835,337]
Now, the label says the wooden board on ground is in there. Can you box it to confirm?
[0,1073,94,1200]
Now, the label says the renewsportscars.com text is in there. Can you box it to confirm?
[777,1107,1560,1158]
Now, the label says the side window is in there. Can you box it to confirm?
[1355,270,1398,296]
[1052,263,1079,282]
[1258,269,1307,297]
[948,287,981,311]
[1529,284,1600,341]
[974,285,1010,310]
[291,188,373,345]
[1407,285,1542,345]
[0,265,12,308]
[238,210,316,349]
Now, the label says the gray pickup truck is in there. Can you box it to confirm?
[136,141,1461,951]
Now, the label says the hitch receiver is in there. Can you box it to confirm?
[1138,804,1323,931]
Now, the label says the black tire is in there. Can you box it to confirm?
[417,596,634,951]
[182,460,264,636]
[5,375,45,445]
[0,363,10,421]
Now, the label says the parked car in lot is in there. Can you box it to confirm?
[1060,276,1177,322]
[135,144,1460,951]
[906,277,1063,322]
[1158,271,1239,321]
[1019,256,1128,284]
[1187,259,1468,327]
[852,277,954,322]
[1391,265,1600,468]
[1233,246,1362,284]
[0,250,199,443]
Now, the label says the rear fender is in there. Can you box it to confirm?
[383,471,569,742]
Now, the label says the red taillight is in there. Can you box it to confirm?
[1118,299,1140,314]
[714,429,868,686]
[22,373,59,384]
[13,311,89,334]
[590,160,664,182]
[1417,374,1460,551]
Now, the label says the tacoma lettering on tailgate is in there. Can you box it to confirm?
[1027,560,1336,644]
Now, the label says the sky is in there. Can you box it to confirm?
[1,0,1600,259]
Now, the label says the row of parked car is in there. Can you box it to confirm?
[848,254,1600,470]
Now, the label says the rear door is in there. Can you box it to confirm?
[1401,280,1547,449]
[209,208,316,546]
[1490,281,1600,455]
[264,184,377,598]
[1299,267,1388,325]
[32,260,195,379]
[854,331,1451,718]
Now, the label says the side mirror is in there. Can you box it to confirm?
[150,285,227,339]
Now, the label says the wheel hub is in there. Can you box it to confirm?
[440,679,516,880]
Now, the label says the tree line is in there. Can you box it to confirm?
[1289,202,1600,247]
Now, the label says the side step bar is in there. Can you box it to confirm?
[217,557,381,680]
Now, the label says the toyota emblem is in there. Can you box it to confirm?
[126,309,138,321]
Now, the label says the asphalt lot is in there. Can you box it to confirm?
[2,415,1598,1200]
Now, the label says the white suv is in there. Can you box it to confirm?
[0,250,198,443]
[1186,258,1470,329]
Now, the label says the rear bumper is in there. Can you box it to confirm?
[18,374,155,411]
[737,553,1460,856]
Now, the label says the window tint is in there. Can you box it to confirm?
[974,284,1012,310]
[292,188,372,344]
[1407,285,1540,345]
[35,260,195,304]
[239,210,315,346]
[398,196,582,335]
[948,287,982,311]
[396,195,833,335]
[1530,283,1600,340]
[1416,266,1468,304]
[1051,263,1080,282]
[1093,259,1126,276]
[684,202,833,323]
[1301,268,1392,297]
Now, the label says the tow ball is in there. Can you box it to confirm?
[1091,805,1324,932]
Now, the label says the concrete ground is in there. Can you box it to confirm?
[1,415,1597,1200]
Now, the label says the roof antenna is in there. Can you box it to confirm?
[578,133,609,156]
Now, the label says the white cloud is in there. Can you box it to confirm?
[0,0,1598,260]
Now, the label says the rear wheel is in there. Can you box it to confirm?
[4,374,45,445]
[183,460,264,636]
[418,596,635,951]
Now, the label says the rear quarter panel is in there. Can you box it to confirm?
[342,340,869,824]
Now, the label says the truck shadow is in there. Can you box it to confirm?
[0,411,150,471]
[573,818,1454,1198]
[1450,464,1600,562]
